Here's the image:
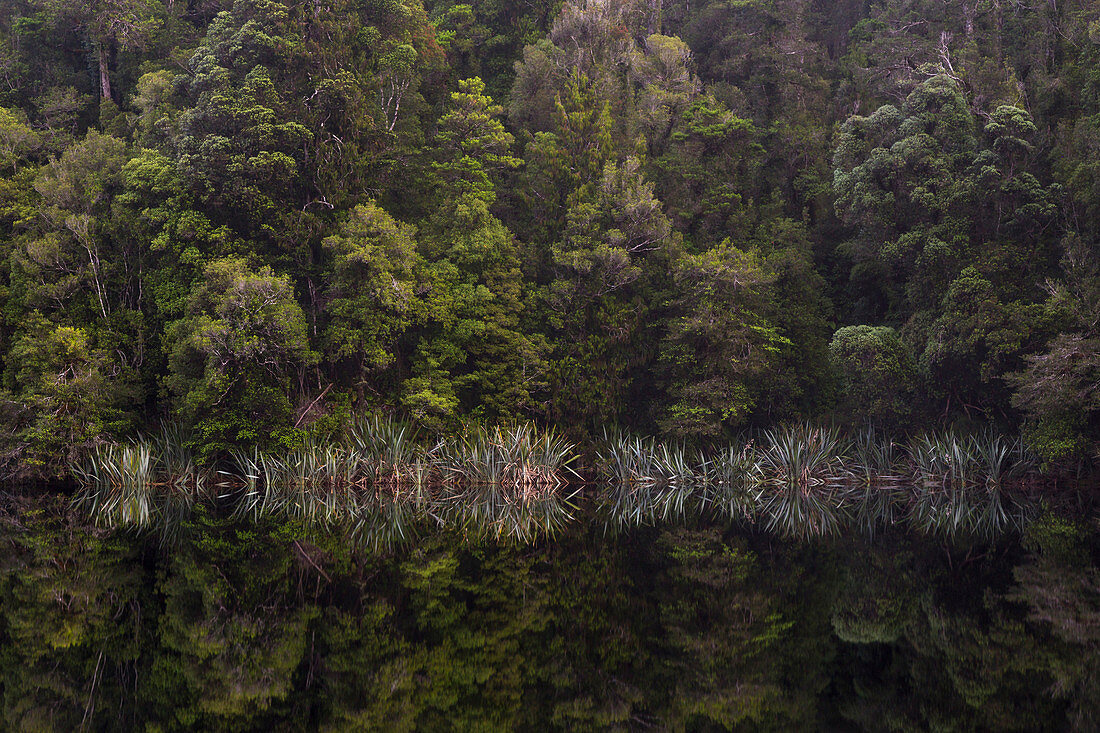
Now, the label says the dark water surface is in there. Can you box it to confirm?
[1,496,1098,731]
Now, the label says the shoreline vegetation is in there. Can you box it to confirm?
[63,418,1063,546]
[3,0,1100,495]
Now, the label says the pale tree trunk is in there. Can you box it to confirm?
[648,0,662,35]
[98,44,112,101]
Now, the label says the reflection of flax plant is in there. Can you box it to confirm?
[73,423,205,542]
[74,419,1037,545]
[599,481,697,530]
[593,423,1031,541]
[73,443,157,527]
[758,424,846,540]
[697,444,762,520]
[438,483,579,543]
[228,420,578,544]
[344,491,421,549]
[430,424,579,541]
[903,432,1032,540]
[231,417,431,526]
[596,432,703,529]
[846,428,905,535]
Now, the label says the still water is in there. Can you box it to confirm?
[1,497,1097,731]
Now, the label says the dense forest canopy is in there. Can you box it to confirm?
[2,0,1100,478]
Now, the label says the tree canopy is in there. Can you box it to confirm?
[1,0,1100,476]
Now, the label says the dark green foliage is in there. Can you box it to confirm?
[0,0,1097,477]
[164,257,316,461]
[659,241,787,438]
[322,201,424,388]
[830,325,917,430]
[2,499,1098,730]
[1,318,134,479]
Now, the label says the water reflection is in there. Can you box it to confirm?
[72,423,1046,547]
[1,498,1097,731]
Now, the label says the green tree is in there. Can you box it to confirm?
[30,0,163,101]
[829,325,917,430]
[0,107,41,174]
[321,201,424,394]
[544,154,673,432]
[402,77,542,427]
[833,74,977,322]
[659,242,788,438]
[0,316,133,478]
[22,130,131,322]
[1009,235,1100,464]
[164,257,316,460]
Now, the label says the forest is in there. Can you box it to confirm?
[2,0,1100,480]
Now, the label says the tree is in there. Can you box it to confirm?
[430,76,521,203]
[399,77,542,427]
[513,69,614,247]
[654,95,763,248]
[1009,235,1100,464]
[173,0,312,261]
[0,107,40,174]
[25,130,130,321]
[659,242,788,438]
[544,155,673,432]
[321,201,424,393]
[31,0,163,101]
[0,315,132,478]
[833,74,1057,423]
[833,74,977,322]
[164,257,316,460]
[829,325,917,430]
[510,0,703,158]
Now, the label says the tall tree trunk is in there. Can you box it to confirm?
[98,44,112,101]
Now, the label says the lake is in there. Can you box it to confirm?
[1,495,1097,731]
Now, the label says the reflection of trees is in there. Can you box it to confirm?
[0,503,147,730]
[654,526,832,728]
[146,515,319,728]
[834,536,1071,731]
[830,543,917,645]
[1011,519,1100,732]
[2,506,1099,730]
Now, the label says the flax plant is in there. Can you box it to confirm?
[347,415,425,487]
[846,428,905,535]
[696,444,762,521]
[757,424,847,540]
[73,443,157,528]
[73,423,206,539]
[434,423,577,491]
[73,417,1036,545]
[595,432,705,530]
[902,431,1031,539]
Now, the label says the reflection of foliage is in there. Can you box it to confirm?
[1011,516,1100,730]
[831,545,916,645]
[1,501,1099,730]
[0,500,147,731]
[142,507,321,729]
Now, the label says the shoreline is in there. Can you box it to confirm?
[20,422,1093,544]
